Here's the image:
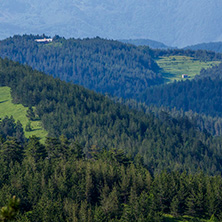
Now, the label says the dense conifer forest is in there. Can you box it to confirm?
[0,116,222,221]
[140,77,222,117]
[1,57,222,175]
[1,35,222,221]
[197,62,222,79]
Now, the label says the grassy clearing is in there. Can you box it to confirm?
[0,86,48,143]
[163,214,213,221]
[156,56,220,83]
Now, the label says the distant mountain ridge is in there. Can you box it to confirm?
[119,39,172,49]
[1,0,222,47]
[184,42,222,53]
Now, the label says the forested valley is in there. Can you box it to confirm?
[1,35,222,221]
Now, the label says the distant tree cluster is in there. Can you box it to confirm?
[140,77,222,118]
[149,47,222,61]
[197,62,222,80]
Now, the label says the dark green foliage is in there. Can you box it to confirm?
[1,57,222,174]
[25,121,32,132]
[149,47,222,61]
[0,196,20,221]
[26,107,35,121]
[140,77,222,117]
[2,34,222,138]
[0,34,162,99]
[0,116,25,142]
[197,62,222,80]
[0,136,222,221]
[25,135,47,161]
[0,137,24,164]
[118,99,222,136]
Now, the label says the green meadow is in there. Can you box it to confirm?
[156,56,220,83]
[163,214,216,222]
[0,86,48,142]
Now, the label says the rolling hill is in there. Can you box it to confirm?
[0,35,162,99]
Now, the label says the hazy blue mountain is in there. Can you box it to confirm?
[1,0,222,47]
[184,42,222,53]
[119,39,172,49]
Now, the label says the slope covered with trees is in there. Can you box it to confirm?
[1,43,222,221]
[0,34,162,99]
[1,58,222,175]
[197,62,222,80]
[2,35,222,140]
[139,76,222,118]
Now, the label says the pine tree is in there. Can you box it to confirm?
[26,107,35,121]
[170,196,180,217]
[0,196,20,222]
[25,135,46,161]
[25,121,32,132]
[1,137,24,164]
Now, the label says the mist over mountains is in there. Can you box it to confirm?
[1,0,222,47]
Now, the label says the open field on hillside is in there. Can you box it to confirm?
[0,86,48,142]
[163,214,214,222]
[156,56,220,83]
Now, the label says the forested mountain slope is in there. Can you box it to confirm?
[0,35,162,99]
[197,62,222,79]
[2,35,222,136]
[140,77,222,118]
[1,57,222,174]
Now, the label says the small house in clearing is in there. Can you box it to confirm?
[35,38,53,43]
[182,74,189,79]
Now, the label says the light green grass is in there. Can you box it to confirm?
[163,214,214,221]
[156,56,220,83]
[0,86,48,143]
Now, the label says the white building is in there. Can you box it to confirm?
[35,38,53,43]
